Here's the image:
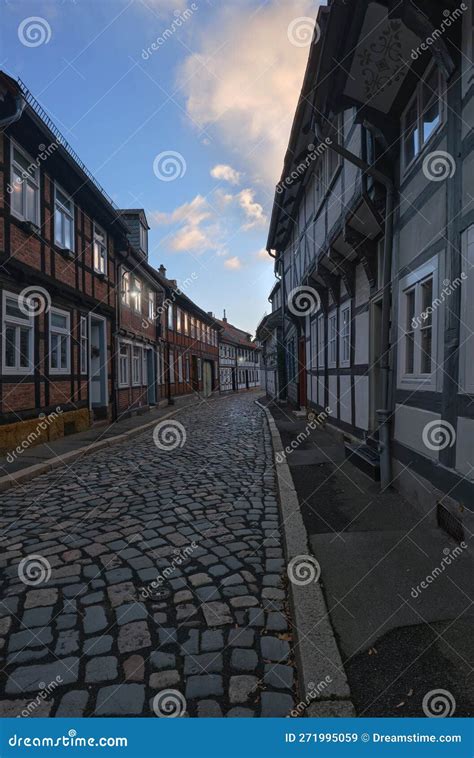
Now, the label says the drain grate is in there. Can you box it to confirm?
[437,501,464,542]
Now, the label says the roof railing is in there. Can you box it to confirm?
[16,77,118,210]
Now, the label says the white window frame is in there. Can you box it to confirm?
[118,342,130,387]
[176,308,182,333]
[80,315,88,375]
[93,222,107,275]
[54,183,75,252]
[132,277,142,314]
[132,345,141,386]
[328,312,337,368]
[10,140,40,226]
[398,256,439,390]
[2,290,34,375]
[339,303,351,367]
[121,269,130,306]
[184,312,189,336]
[148,291,155,321]
[167,305,174,331]
[49,307,71,375]
[197,357,202,381]
[401,63,445,178]
[459,226,474,393]
[177,353,183,382]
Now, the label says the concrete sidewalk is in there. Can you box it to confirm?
[0,394,202,490]
[267,401,474,717]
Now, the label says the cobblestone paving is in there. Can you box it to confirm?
[0,394,296,717]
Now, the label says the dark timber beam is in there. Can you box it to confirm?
[328,247,356,298]
[343,224,378,288]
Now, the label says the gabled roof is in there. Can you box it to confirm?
[214,318,258,349]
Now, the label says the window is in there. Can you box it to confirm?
[80,316,88,375]
[10,141,40,226]
[185,355,190,383]
[132,278,142,313]
[50,308,70,374]
[121,270,130,305]
[169,349,175,383]
[177,354,183,382]
[176,308,182,333]
[190,316,196,339]
[148,291,154,320]
[328,313,337,367]
[132,346,141,385]
[93,223,107,275]
[197,358,202,381]
[167,305,174,330]
[139,223,148,254]
[402,64,444,174]
[398,257,438,388]
[184,313,189,336]
[119,343,129,387]
[340,305,351,366]
[460,225,474,393]
[310,320,318,369]
[196,320,201,341]
[54,184,75,251]
[2,292,34,374]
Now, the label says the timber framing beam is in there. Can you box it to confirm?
[343,224,378,288]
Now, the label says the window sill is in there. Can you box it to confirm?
[14,218,42,238]
[55,246,75,260]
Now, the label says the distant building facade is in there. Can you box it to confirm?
[216,314,260,392]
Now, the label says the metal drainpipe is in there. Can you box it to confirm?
[314,123,396,490]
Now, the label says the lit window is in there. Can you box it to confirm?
[184,313,189,335]
[121,270,130,305]
[50,308,70,374]
[54,184,75,251]
[190,316,196,338]
[168,305,174,330]
[2,292,34,374]
[177,308,182,333]
[10,142,40,226]
[93,223,107,275]
[132,278,142,313]
[148,291,154,320]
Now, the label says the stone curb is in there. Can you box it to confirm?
[0,407,183,493]
[256,400,355,717]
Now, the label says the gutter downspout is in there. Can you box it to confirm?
[0,95,25,129]
[315,122,396,490]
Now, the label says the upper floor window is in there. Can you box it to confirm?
[139,223,148,254]
[167,304,174,330]
[340,304,351,367]
[2,291,34,375]
[93,223,107,275]
[176,308,182,333]
[190,316,196,339]
[148,291,154,320]
[132,277,142,313]
[328,313,337,368]
[50,307,70,374]
[10,141,40,226]
[402,64,444,175]
[184,312,189,336]
[54,184,75,251]
[121,270,130,305]
[80,316,88,375]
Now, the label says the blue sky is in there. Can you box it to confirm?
[0,0,318,333]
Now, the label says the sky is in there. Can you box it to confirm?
[0,0,321,334]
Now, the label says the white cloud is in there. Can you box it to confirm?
[224,256,242,270]
[255,247,270,260]
[210,164,242,185]
[237,188,266,229]
[177,0,317,186]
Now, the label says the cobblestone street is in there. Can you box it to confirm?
[0,393,296,718]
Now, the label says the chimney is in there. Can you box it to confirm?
[158,264,167,277]
[223,309,227,323]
